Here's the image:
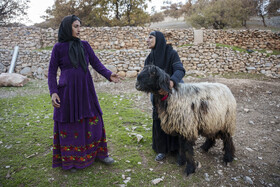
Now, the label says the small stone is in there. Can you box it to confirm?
[258,157,263,160]
[124,177,131,184]
[244,108,250,113]
[204,173,210,181]
[151,178,163,185]
[244,176,253,184]
[217,170,223,176]
[5,145,12,149]
[249,120,254,125]
[48,178,55,182]
[197,161,202,169]
[246,147,254,152]
[5,166,10,169]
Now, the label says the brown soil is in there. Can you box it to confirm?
[95,76,280,186]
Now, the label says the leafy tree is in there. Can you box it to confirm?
[0,0,30,25]
[257,0,268,27]
[186,0,259,29]
[239,0,258,27]
[181,0,193,16]
[256,0,280,27]
[150,12,165,23]
[43,0,80,28]
[267,0,280,16]
[121,0,150,26]
[43,0,150,27]
[161,2,184,19]
[109,0,150,26]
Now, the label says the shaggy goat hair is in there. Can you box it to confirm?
[136,65,236,176]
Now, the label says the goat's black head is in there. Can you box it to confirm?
[135,65,172,95]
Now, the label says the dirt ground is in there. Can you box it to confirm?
[94,76,280,186]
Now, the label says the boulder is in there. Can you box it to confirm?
[20,67,31,76]
[0,73,29,87]
[126,71,137,78]
[117,71,126,77]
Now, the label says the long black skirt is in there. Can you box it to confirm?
[151,97,179,154]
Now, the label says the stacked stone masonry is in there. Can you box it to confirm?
[0,26,279,79]
[0,44,279,79]
[1,27,279,50]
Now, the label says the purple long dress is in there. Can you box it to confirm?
[48,41,112,170]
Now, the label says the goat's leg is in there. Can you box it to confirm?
[201,137,216,152]
[184,140,196,176]
[221,132,235,163]
[177,135,187,166]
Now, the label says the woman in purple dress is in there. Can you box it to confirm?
[48,15,120,170]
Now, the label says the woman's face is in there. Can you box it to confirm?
[146,35,156,49]
[72,20,81,38]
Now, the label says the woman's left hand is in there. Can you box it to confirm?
[159,80,174,95]
[110,73,121,83]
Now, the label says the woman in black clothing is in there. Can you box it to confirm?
[145,31,185,161]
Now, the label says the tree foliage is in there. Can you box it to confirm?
[43,0,150,28]
[256,0,280,27]
[0,0,30,25]
[150,12,164,23]
[267,0,280,16]
[186,0,259,29]
[161,2,183,19]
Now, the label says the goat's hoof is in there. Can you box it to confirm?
[177,158,186,166]
[185,165,196,176]
[200,145,209,152]
[223,154,234,163]
[177,160,186,166]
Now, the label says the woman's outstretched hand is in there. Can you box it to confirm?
[51,93,61,108]
[110,73,121,83]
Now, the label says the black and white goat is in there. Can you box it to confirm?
[136,65,236,175]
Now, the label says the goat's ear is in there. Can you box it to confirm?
[158,69,172,94]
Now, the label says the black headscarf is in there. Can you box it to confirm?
[58,15,87,72]
[145,31,173,71]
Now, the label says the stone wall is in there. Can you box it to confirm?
[0,27,279,51]
[1,44,279,79]
[1,26,279,79]
[204,29,280,50]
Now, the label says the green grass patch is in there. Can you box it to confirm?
[216,43,280,56]
[215,43,247,53]
[36,46,54,51]
[218,72,272,81]
[0,85,198,186]
[256,49,280,57]
[179,44,194,47]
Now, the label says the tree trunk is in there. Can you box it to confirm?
[260,15,267,27]
[115,2,120,20]
[242,19,247,28]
